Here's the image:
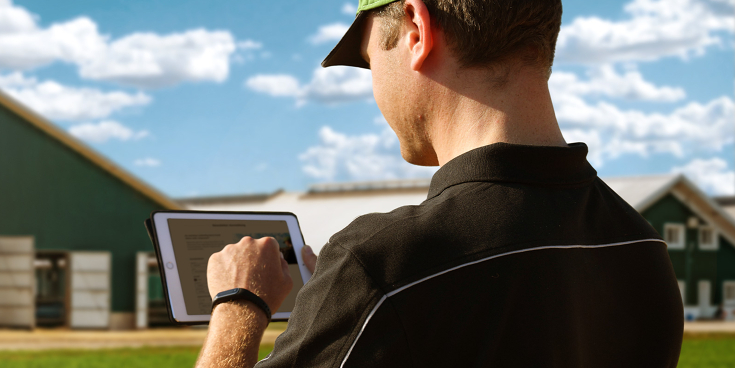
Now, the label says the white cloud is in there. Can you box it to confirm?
[308,23,350,45]
[556,0,734,64]
[237,39,262,50]
[672,157,735,196]
[0,0,36,34]
[0,1,239,88]
[245,74,301,97]
[233,40,266,65]
[549,65,685,102]
[557,95,734,166]
[0,14,103,70]
[342,3,358,15]
[134,157,162,167]
[68,120,148,143]
[299,125,436,182]
[76,29,237,88]
[303,67,372,104]
[246,66,373,106]
[0,72,151,121]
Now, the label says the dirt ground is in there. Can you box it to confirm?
[0,325,285,351]
[0,322,732,351]
[683,321,735,334]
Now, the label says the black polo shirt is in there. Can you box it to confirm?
[257,142,683,368]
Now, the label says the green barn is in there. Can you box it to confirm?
[606,175,735,320]
[0,91,181,330]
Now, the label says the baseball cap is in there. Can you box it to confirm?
[321,0,400,69]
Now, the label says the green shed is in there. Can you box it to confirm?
[605,175,735,321]
[0,90,181,329]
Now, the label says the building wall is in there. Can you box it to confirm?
[0,103,165,313]
[716,237,735,305]
[643,194,720,306]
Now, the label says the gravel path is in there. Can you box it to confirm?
[684,321,735,334]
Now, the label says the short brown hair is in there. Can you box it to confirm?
[373,0,562,73]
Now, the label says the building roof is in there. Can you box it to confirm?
[178,190,283,206]
[308,179,431,194]
[0,90,181,210]
[714,196,735,221]
[179,181,431,251]
[602,174,680,211]
[715,196,735,206]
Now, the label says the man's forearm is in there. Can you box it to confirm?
[196,300,269,368]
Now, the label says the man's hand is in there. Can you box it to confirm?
[196,236,294,368]
[302,245,318,274]
[207,236,293,314]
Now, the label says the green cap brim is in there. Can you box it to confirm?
[321,11,371,69]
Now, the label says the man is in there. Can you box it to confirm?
[197,0,684,367]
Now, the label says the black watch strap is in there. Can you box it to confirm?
[212,288,272,322]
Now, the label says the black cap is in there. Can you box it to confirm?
[321,11,371,69]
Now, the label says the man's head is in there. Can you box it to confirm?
[325,0,562,76]
[323,0,565,166]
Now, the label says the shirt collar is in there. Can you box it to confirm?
[427,142,597,199]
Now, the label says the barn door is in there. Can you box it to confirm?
[0,236,35,328]
[69,252,111,329]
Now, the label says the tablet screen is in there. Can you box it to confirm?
[166,218,305,316]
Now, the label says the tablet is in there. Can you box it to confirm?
[145,210,311,324]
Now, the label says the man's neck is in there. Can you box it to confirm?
[426,66,567,166]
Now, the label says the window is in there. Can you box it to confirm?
[724,281,735,306]
[699,226,718,250]
[664,223,685,249]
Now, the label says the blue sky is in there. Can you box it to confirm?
[1,0,733,197]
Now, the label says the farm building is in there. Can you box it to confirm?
[181,175,735,321]
[604,175,735,320]
[0,90,181,330]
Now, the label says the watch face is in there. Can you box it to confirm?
[218,288,241,298]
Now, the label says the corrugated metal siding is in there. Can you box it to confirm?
[0,103,165,313]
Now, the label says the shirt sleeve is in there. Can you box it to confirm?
[255,241,384,368]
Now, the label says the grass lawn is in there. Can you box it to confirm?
[0,336,732,367]
[0,345,273,368]
[677,334,735,368]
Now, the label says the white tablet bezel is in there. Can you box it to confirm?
[152,211,311,323]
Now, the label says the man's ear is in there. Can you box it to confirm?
[404,0,433,71]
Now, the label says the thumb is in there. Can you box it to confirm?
[302,245,318,274]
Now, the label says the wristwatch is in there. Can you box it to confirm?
[211,288,272,322]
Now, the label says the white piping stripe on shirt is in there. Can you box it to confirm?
[339,238,665,368]
[339,295,387,368]
[254,351,271,366]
